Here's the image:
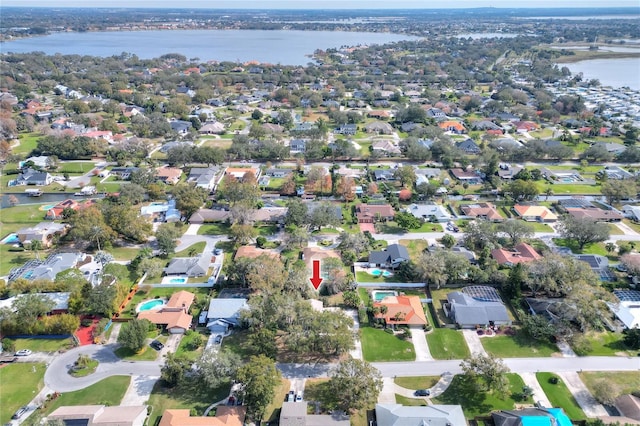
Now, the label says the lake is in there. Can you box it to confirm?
[0,192,104,209]
[1,29,419,65]
[564,57,640,90]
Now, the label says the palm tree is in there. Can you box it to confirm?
[605,242,616,254]
[544,187,553,201]
[30,240,43,261]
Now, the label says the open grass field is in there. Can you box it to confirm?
[14,132,40,155]
[197,223,231,235]
[105,246,141,262]
[581,331,632,356]
[481,333,559,358]
[58,162,98,174]
[432,373,532,418]
[536,373,586,420]
[147,379,231,426]
[579,371,640,397]
[41,376,130,416]
[426,328,470,360]
[541,183,602,195]
[0,363,46,425]
[399,238,428,261]
[174,241,206,257]
[394,376,441,390]
[360,326,416,362]
[7,337,74,353]
[263,378,291,423]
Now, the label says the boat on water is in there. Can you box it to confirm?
[24,189,43,197]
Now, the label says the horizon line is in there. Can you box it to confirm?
[2,5,639,10]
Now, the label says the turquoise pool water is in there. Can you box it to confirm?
[1,234,19,244]
[373,290,398,302]
[370,268,393,277]
[168,277,187,284]
[138,299,165,312]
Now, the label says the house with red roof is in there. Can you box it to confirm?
[514,121,538,133]
[491,243,542,266]
[513,205,558,223]
[461,202,503,222]
[373,295,427,326]
[438,120,466,134]
[137,290,195,334]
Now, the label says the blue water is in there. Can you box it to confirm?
[22,271,34,279]
[373,291,397,302]
[168,278,187,284]
[1,30,419,66]
[2,234,19,244]
[138,299,165,312]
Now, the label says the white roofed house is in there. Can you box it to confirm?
[206,298,249,334]
[165,254,210,277]
[407,203,451,223]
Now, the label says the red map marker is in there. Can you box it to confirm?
[310,259,323,290]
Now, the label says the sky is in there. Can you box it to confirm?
[2,0,639,8]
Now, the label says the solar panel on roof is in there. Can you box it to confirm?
[614,289,640,302]
[575,255,600,268]
[461,285,502,303]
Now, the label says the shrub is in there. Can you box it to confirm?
[549,376,559,385]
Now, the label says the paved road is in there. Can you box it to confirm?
[44,344,162,392]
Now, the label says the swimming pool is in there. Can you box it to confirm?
[370,268,394,278]
[39,204,56,211]
[137,299,166,313]
[1,233,19,244]
[161,276,189,284]
[372,290,398,302]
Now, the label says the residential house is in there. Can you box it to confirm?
[498,164,524,180]
[206,298,249,334]
[8,252,87,282]
[234,245,280,261]
[449,168,482,184]
[368,243,410,268]
[437,120,466,134]
[456,138,481,154]
[594,142,626,155]
[364,121,394,134]
[492,243,542,266]
[250,207,287,224]
[575,254,614,280]
[371,140,401,155]
[47,405,147,426]
[199,121,225,134]
[608,290,640,329]
[84,130,114,144]
[565,207,622,222]
[159,407,246,426]
[472,120,502,131]
[355,203,395,223]
[406,203,451,223]
[460,202,503,222]
[289,139,307,153]
[169,120,192,134]
[265,168,293,178]
[514,120,539,133]
[0,292,71,315]
[20,156,50,169]
[189,209,230,224]
[426,108,447,120]
[601,166,634,180]
[280,402,349,426]
[492,408,572,426]
[45,199,96,220]
[541,168,582,182]
[513,205,558,222]
[445,286,511,328]
[373,169,396,181]
[302,247,341,279]
[137,291,195,334]
[110,167,139,180]
[334,123,357,135]
[160,141,194,154]
[373,295,427,326]
[155,166,183,185]
[367,110,391,119]
[188,166,220,191]
[140,200,181,222]
[375,404,466,426]
[12,168,53,186]
[490,138,523,150]
[165,255,210,277]
[223,166,261,181]
[623,205,640,221]
[16,222,68,247]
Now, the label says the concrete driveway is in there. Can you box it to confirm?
[519,372,551,408]
[462,329,488,356]
[558,372,608,417]
[120,375,160,406]
[409,326,432,361]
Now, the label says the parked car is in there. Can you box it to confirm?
[414,389,430,396]
[12,407,28,419]
[150,340,164,351]
[286,391,295,402]
[295,391,303,402]
[15,349,32,356]
[214,248,223,255]
[214,335,222,344]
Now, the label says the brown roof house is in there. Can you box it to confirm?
[565,207,623,222]
[513,205,558,222]
[47,405,147,426]
[491,243,542,266]
[280,401,349,426]
[450,168,482,184]
[159,406,246,426]
[461,202,503,222]
[137,290,194,334]
[155,166,183,185]
[355,203,395,223]
[373,295,428,326]
[234,245,280,261]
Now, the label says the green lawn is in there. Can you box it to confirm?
[360,326,415,362]
[376,222,407,234]
[174,241,207,257]
[263,378,291,423]
[358,287,371,306]
[114,339,164,361]
[0,363,46,425]
[7,337,74,353]
[426,329,470,360]
[541,183,602,195]
[197,223,231,235]
[433,373,532,418]
[41,376,130,416]
[355,270,399,283]
[481,333,559,358]
[394,376,440,390]
[407,223,443,233]
[14,132,40,155]
[147,379,231,426]
[536,373,586,420]
[69,359,99,377]
[528,222,554,232]
[174,331,206,361]
[58,162,98,174]
[257,224,280,236]
[106,246,141,262]
[579,371,640,396]
[581,331,631,356]
[399,239,428,261]
[395,394,428,406]
[607,223,624,235]
[553,238,616,259]
[221,330,254,360]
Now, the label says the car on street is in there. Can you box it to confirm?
[414,389,430,396]
[12,407,28,419]
[15,349,32,356]
[150,340,164,351]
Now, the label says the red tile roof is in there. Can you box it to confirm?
[491,243,542,265]
[373,295,427,326]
